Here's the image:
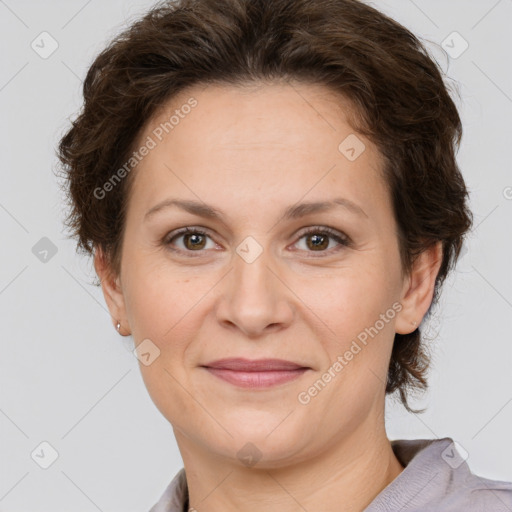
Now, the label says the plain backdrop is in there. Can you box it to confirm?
[1,0,511,510]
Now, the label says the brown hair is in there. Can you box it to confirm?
[56,0,473,412]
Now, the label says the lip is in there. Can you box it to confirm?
[201,358,310,389]
[203,358,307,371]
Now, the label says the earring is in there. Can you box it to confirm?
[116,321,121,333]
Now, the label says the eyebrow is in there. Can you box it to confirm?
[144,197,368,222]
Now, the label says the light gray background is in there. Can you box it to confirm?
[1,0,511,510]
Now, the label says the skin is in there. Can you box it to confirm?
[95,81,442,512]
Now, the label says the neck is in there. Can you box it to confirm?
[174,413,404,512]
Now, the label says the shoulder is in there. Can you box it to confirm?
[460,470,512,511]
[148,468,188,512]
[366,437,512,511]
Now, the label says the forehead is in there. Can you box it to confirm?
[146,81,362,150]
[128,81,387,220]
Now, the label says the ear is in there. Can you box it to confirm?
[395,241,443,335]
[94,247,130,335]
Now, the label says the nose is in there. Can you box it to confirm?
[215,242,294,338]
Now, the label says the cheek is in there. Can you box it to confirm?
[296,261,395,323]
[295,260,399,373]
[122,261,213,404]
[122,253,198,340]
[139,360,201,433]
[124,270,201,422]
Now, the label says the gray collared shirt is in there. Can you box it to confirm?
[149,437,512,511]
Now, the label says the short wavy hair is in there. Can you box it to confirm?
[56,0,473,412]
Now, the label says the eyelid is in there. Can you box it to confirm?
[295,225,350,242]
[163,226,218,254]
[290,225,351,254]
[163,225,351,256]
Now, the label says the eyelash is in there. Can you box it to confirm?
[163,226,351,258]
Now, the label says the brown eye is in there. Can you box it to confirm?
[164,227,215,254]
[293,227,350,255]
[305,233,330,251]
[182,232,207,250]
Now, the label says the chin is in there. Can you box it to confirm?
[207,419,312,467]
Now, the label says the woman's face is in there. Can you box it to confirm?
[97,82,437,467]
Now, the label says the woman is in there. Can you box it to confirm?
[56,0,512,510]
